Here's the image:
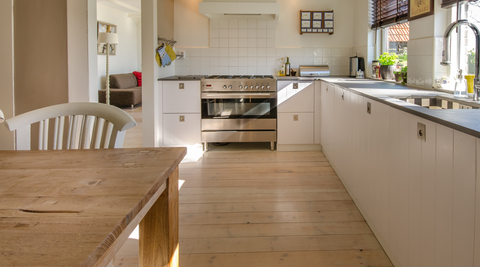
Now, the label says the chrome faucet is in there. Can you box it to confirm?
[441,19,480,100]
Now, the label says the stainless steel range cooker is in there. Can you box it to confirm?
[200,75,277,151]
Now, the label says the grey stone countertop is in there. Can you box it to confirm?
[319,77,480,139]
[158,75,205,81]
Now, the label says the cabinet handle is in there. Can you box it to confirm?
[417,122,426,142]
[341,93,344,100]
[179,115,185,122]
[367,102,371,114]
[179,83,184,89]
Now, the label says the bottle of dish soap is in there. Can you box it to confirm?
[454,69,467,98]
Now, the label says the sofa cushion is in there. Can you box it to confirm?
[132,71,142,86]
[98,87,142,107]
[109,73,138,89]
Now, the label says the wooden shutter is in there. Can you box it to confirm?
[371,0,408,29]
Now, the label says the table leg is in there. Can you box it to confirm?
[139,167,179,267]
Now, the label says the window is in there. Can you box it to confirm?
[386,22,409,67]
[371,0,409,68]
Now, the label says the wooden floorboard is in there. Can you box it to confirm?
[113,107,393,267]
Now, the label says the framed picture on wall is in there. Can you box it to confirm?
[408,0,434,21]
[97,21,117,55]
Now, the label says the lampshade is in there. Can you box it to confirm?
[98,32,119,44]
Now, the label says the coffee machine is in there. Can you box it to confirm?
[349,56,365,77]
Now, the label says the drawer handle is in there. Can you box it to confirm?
[341,93,344,100]
[179,83,184,89]
[179,116,185,122]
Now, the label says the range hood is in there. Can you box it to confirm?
[199,0,279,20]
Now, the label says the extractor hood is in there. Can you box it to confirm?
[199,0,279,20]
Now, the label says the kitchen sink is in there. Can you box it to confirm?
[395,95,479,110]
[337,78,375,82]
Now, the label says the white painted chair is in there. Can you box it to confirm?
[3,103,137,150]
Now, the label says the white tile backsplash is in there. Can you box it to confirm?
[176,19,353,76]
[238,29,248,38]
[229,48,238,57]
[228,19,238,29]
[257,19,266,29]
[238,19,248,29]
[229,29,238,38]
[248,19,257,29]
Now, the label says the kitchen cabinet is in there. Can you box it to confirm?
[276,80,320,151]
[320,81,479,267]
[163,114,201,146]
[320,81,335,158]
[162,81,201,147]
[277,113,314,144]
[162,81,201,113]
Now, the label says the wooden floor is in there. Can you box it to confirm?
[113,106,393,267]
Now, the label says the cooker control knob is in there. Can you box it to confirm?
[228,85,233,89]
[261,85,265,90]
[266,85,271,90]
[223,85,227,89]
[250,85,254,90]
[255,85,259,90]
[239,85,243,90]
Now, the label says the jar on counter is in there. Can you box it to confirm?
[372,60,380,79]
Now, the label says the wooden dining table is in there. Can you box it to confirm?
[0,147,186,267]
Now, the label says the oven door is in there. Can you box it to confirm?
[201,92,277,119]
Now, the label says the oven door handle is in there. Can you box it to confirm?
[202,93,276,99]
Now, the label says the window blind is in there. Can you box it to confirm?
[441,0,478,9]
[371,0,408,29]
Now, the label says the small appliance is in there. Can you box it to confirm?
[349,56,365,77]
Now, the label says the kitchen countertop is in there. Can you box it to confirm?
[159,75,206,81]
[319,77,480,139]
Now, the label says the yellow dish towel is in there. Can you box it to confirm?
[165,45,177,62]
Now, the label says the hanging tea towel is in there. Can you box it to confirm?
[156,44,171,67]
[165,45,177,63]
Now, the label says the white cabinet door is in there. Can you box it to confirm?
[320,82,335,159]
[277,81,314,113]
[163,114,201,146]
[314,81,321,144]
[277,113,314,144]
[163,81,201,113]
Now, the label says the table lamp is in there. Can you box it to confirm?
[97,32,119,105]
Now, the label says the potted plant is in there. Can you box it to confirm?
[394,70,402,82]
[400,66,407,85]
[377,52,398,80]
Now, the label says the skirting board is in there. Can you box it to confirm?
[276,144,322,152]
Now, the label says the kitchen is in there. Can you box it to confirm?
[2,0,480,266]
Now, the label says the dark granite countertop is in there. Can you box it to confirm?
[319,77,480,139]
[158,75,206,81]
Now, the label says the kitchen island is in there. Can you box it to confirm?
[317,77,480,267]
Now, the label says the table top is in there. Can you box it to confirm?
[0,147,187,267]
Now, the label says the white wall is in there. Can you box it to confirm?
[407,0,451,89]
[67,0,97,102]
[97,5,139,90]
[174,0,355,75]
[0,0,14,150]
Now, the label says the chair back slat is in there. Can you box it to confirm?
[38,119,49,150]
[4,103,136,151]
[103,122,113,149]
[56,116,66,150]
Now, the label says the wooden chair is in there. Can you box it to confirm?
[3,103,137,150]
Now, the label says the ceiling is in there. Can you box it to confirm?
[97,0,141,17]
